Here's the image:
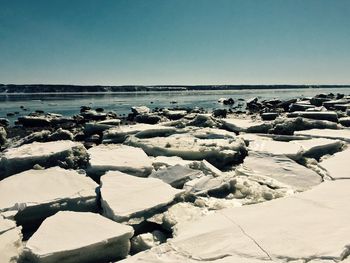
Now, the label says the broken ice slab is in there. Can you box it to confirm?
[100,171,183,222]
[189,127,236,139]
[0,217,23,263]
[221,118,273,133]
[84,118,121,135]
[236,152,322,191]
[87,144,153,178]
[248,139,304,160]
[0,167,98,228]
[126,133,247,170]
[151,156,197,169]
[287,111,338,122]
[0,140,88,179]
[22,211,134,263]
[319,147,350,179]
[295,128,350,142]
[184,174,236,197]
[163,180,350,262]
[102,124,176,143]
[291,138,343,159]
[122,180,350,263]
[149,164,204,188]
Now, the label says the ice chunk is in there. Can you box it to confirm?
[87,144,153,177]
[162,202,207,234]
[22,211,134,263]
[126,134,247,169]
[184,174,236,197]
[0,167,98,227]
[270,117,338,135]
[102,124,176,143]
[319,148,350,179]
[236,152,321,191]
[151,156,197,169]
[132,106,150,115]
[295,128,350,142]
[100,171,183,222]
[149,165,204,188]
[130,230,166,254]
[84,119,121,135]
[222,118,272,133]
[0,140,88,179]
[163,109,187,120]
[291,138,343,159]
[190,127,236,139]
[287,111,338,122]
[248,139,304,160]
[0,126,6,146]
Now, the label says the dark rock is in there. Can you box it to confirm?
[223,98,234,105]
[80,106,91,113]
[0,118,10,127]
[212,109,227,118]
[261,112,279,121]
[134,114,161,124]
[339,117,350,127]
[95,108,104,113]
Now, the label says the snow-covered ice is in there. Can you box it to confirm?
[87,144,153,177]
[23,211,134,263]
[100,171,183,222]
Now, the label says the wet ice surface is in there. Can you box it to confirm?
[1,90,350,263]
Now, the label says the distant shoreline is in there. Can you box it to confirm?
[1,84,350,94]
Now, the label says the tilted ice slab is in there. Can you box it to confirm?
[0,167,98,227]
[22,211,134,263]
[84,119,121,135]
[248,139,304,160]
[126,134,247,169]
[102,124,176,143]
[0,140,88,179]
[189,127,236,139]
[291,138,343,159]
[319,148,350,179]
[222,118,272,133]
[0,217,23,263]
[295,128,350,142]
[87,144,153,177]
[123,180,350,262]
[287,111,338,122]
[149,165,204,188]
[184,174,235,196]
[100,171,183,222]
[236,152,321,191]
[151,156,197,169]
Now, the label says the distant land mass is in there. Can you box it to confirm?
[0,84,350,93]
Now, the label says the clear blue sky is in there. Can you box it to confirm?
[0,0,349,85]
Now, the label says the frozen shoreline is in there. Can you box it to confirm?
[1,92,350,263]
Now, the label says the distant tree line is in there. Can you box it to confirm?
[0,84,349,93]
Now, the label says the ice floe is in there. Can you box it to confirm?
[22,211,134,263]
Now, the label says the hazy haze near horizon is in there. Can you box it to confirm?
[0,0,349,85]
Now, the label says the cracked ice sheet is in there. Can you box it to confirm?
[319,147,350,179]
[123,180,350,263]
[236,152,321,191]
[294,129,350,143]
[0,167,98,225]
[0,217,23,263]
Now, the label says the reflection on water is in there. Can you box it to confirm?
[0,88,349,122]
